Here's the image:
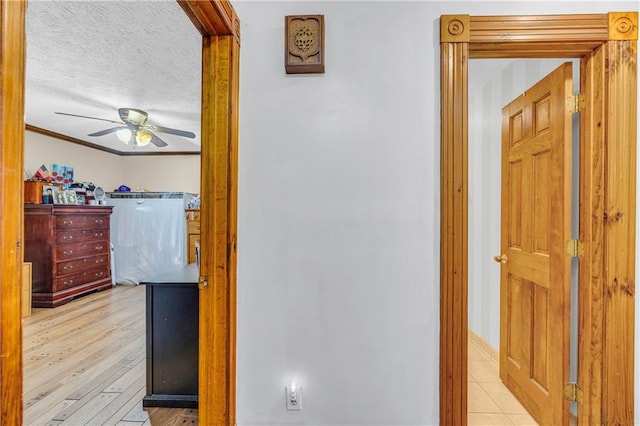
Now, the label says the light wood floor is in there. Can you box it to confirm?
[468,338,538,425]
[23,284,198,426]
[26,284,540,425]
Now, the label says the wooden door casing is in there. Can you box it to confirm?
[0,1,240,425]
[499,63,573,426]
[440,12,637,426]
[0,1,27,423]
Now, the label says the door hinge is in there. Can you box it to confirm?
[565,239,584,258]
[567,94,585,113]
[563,382,583,404]
[198,275,208,290]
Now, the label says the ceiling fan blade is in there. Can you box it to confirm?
[55,111,122,125]
[150,133,169,148]
[88,126,127,137]
[151,125,196,139]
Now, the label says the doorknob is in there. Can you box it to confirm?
[493,254,508,264]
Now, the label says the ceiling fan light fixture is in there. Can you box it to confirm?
[62,107,189,149]
[135,129,152,146]
[123,108,148,126]
[116,128,132,144]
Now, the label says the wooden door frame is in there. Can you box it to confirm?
[440,12,638,426]
[0,1,240,424]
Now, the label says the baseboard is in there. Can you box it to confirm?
[468,329,499,364]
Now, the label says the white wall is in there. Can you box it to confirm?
[235,3,438,424]
[25,130,200,193]
[121,155,200,193]
[230,2,637,425]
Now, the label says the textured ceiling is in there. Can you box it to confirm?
[26,0,202,154]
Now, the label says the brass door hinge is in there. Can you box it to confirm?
[565,239,584,258]
[567,94,585,113]
[198,275,208,290]
[563,382,583,404]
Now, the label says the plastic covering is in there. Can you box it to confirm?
[107,192,192,284]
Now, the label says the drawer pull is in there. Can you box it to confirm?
[63,250,73,256]
[63,265,73,271]
[95,232,103,237]
[96,259,104,263]
[95,246,103,251]
[63,235,73,241]
[96,272,104,278]
[63,220,74,225]
[95,219,103,224]
[64,279,74,286]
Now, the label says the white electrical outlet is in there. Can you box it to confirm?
[285,383,302,410]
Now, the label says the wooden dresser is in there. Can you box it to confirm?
[186,209,200,264]
[24,204,113,307]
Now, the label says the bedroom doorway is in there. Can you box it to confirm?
[441,12,637,426]
[0,1,240,425]
[467,58,581,425]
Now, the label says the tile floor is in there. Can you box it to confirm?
[468,339,538,425]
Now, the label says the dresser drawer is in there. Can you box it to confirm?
[56,228,108,245]
[55,266,110,291]
[186,210,200,222]
[56,215,109,229]
[187,221,201,234]
[57,253,109,276]
[56,240,109,260]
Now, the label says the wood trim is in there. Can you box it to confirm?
[440,12,637,426]
[178,0,240,43]
[439,40,468,426]
[0,1,26,424]
[440,15,469,43]
[601,39,637,425]
[25,125,201,156]
[184,2,240,424]
[578,46,606,426]
[468,14,608,58]
[198,34,239,426]
[609,12,638,41]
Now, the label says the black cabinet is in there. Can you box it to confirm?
[141,263,199,408]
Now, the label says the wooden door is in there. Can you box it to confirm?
[498,62,573,426]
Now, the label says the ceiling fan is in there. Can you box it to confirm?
[55,108,196,148]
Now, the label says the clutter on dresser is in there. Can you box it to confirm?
[51,163,74,189]
[25,163,80,204]
[25,179,102,205]
[24,180,63,204]
[29,163,75,188]
[187,193,200,209]
[24,161,105,206]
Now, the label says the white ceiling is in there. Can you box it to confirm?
[26,0,202,155]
